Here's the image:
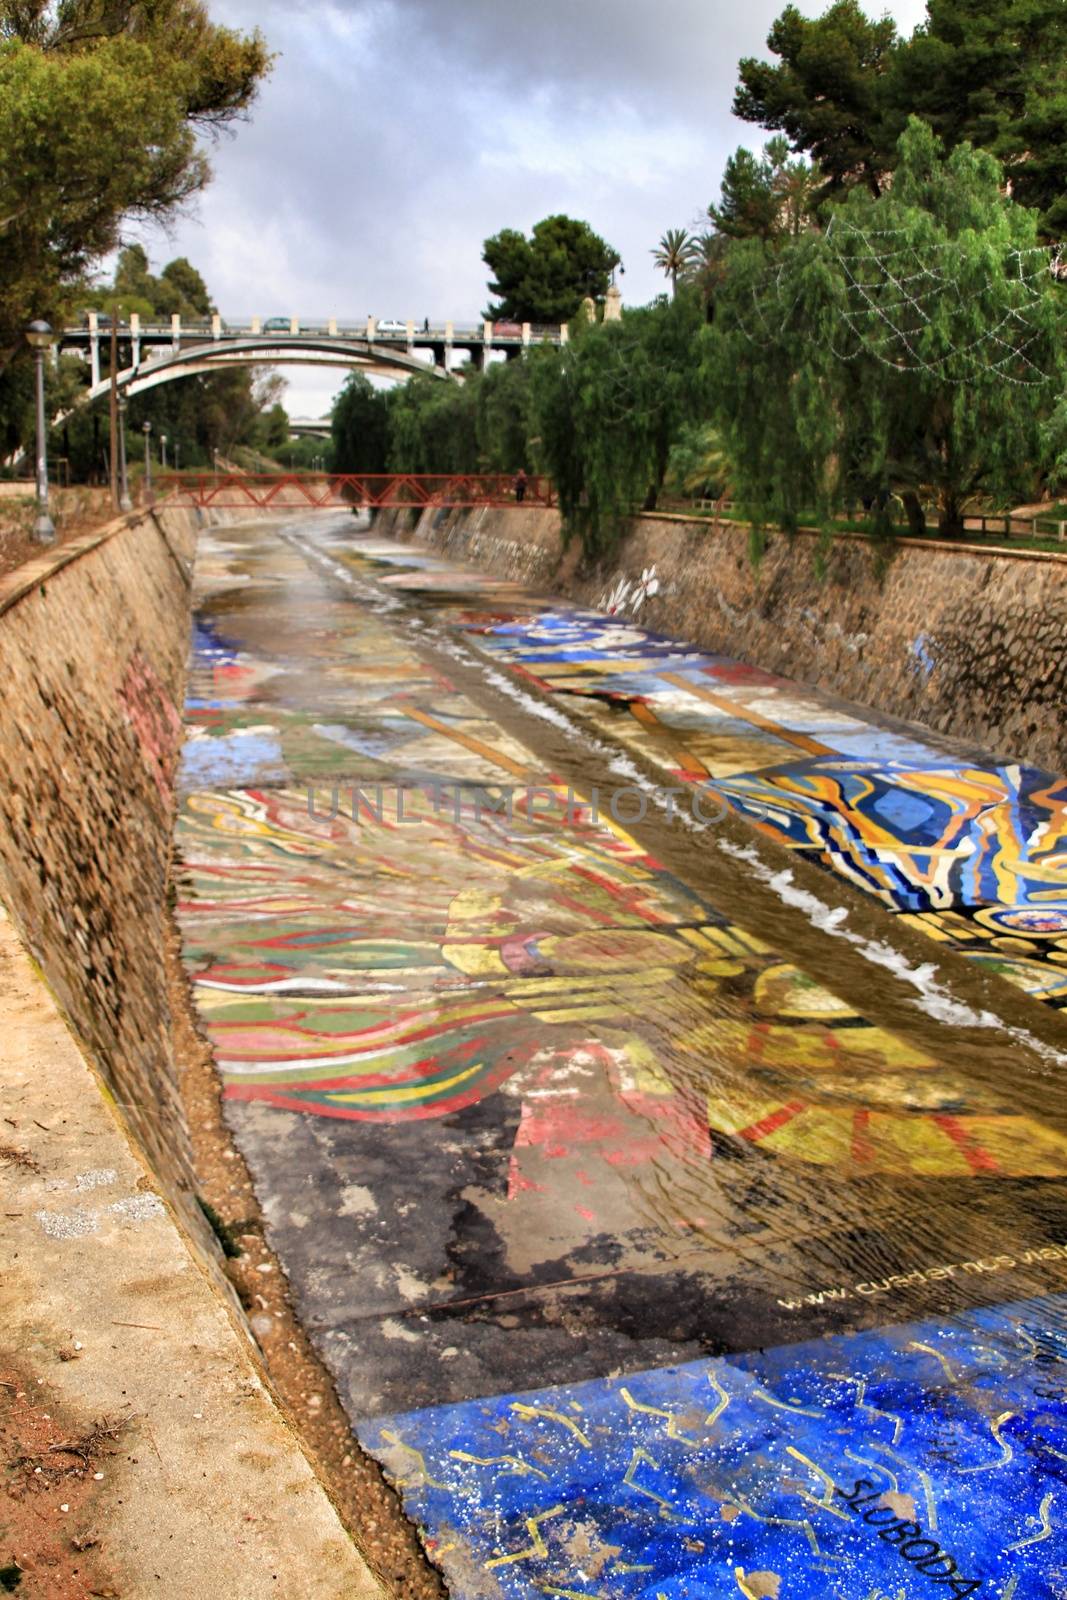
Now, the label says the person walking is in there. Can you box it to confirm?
[514,468,528,504]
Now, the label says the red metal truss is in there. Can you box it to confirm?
[156,472,554,510]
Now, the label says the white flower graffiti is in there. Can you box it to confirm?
[598,565,660,619]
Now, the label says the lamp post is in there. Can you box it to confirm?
[117,397,132,512]
[173,440,180,473]
[142,420,153,505]
[24,320,55,544]
[160,433,168,471]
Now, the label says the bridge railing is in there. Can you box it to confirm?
[156,471,555,510]
[62,318,566,344]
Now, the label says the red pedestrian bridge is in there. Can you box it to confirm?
[157,472,554,510]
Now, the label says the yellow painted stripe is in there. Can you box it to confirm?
[660,673,832,756]
[402,708,530,778]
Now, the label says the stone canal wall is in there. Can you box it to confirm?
[0,506,201,1201]
[382,503,1067,771]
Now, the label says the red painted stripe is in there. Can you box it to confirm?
[933,1115,1000,1174]
[851,1108,874,1166]
[736,1099,808,1144]
[209,1004,513,1051]
[223,1056,520,1121]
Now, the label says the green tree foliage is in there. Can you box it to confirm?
[706,120,1065,544]
[708,137,818,241]
[386,374,479,474]
[119,364,284,474]
[736,0,1067,237]
[683,231,731,317]
[483,216,621,324]
[734,2,900,202]
[651,229,700,296]
[260,402,290,454]
[889,0,1067,236]
[665,423,732,501]
[331,372,391,474]
[475,359,533,473]
[0,0,270,370]
[528,293,708,557]
[329,295,706,559]
[159,256,213,316]
[87,244,214,322]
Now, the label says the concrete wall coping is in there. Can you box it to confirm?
[0,512,139,619]
[2,503,1061,624]
[640,510,1067,567]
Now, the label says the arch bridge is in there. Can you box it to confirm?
[59,313,568,407]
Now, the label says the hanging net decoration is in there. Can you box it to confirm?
[825,218,1064,386]
[734,219,1064,389]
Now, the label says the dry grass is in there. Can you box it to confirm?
[0,488,116,581]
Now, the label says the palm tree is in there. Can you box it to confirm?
[689,232,730,314]
[651,229,700,297]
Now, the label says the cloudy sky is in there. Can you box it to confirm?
[138,0,928,414]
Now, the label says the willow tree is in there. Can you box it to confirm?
[529,291,707,559]
[707,118,1065,542]
[331,372,391,475]
[475,357,534,472]
[386,374,479,475]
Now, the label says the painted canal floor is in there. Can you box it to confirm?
[174,513,1067,1598]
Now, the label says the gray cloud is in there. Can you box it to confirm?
[138,0,929,413]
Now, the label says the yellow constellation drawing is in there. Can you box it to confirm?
[1007,1495,1054,1553]
[377,1428,448,1489]
[620,1385,700,1444]
[486,1505,565,1569]
[449,1450,549,1482]
[706,1372,732,1428]
[510,1403,592,1447]
[622,1448,676,1519]
[959,1411,1017,1473]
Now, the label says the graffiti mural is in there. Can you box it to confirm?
[173,522,1067,1597]
[368,1293,1067,1599]
[449,604,1067,1008]
[179,544,536,791]
[175,782,1067,1176]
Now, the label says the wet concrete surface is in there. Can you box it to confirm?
[175,513,1067,1597]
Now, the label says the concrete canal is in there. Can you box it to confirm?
[174,510,1067,1599]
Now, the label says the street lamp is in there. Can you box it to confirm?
[142,419,153,505]
[24,320,55,544]
[117,396,132,512]
[173,440,180,473]
[160,433,168,470]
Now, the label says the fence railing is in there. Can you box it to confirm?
[157,472,555,510]
[655,497,1067,543]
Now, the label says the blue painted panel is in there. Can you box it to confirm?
[178,731,285,787]
[365,1295,1067,1598]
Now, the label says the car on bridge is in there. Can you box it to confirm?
[375,320,408,334]
[492,320,523,337]
[262,317,291,332]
